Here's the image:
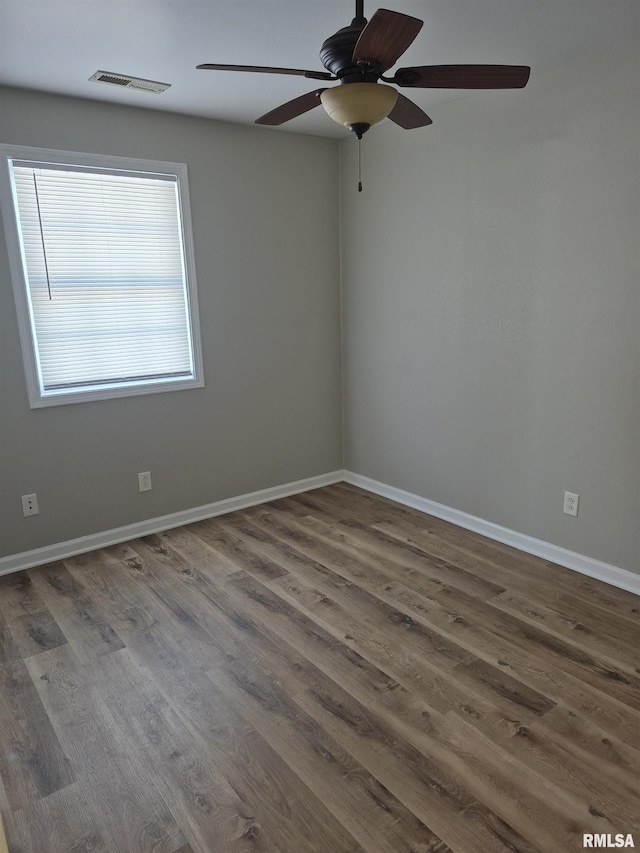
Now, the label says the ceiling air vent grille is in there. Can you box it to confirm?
[89,71,170,94]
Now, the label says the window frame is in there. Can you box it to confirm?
[0,144,204,408]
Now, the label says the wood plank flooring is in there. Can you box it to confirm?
[0,483,638,852]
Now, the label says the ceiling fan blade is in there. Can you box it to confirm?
[255,88,327,126]
[392,64,531,89]
[197,63,333,81]
[387,93,432,129]
[352,9,423,73]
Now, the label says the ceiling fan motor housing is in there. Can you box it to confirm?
[320,19,379,82]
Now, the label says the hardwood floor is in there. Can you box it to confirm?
[0,483,638,852]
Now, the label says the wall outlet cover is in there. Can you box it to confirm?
[563,491,579,517]
[138,471,152,492]
[21,493,39,516]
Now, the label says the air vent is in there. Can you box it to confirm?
[89,71,170,94]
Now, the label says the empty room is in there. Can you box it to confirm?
[0,0,638,850]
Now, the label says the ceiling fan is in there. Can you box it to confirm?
[197,0,530,139]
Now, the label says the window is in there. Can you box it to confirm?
[0,145,204,407]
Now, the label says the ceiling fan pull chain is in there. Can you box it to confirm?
[358,137,363,192]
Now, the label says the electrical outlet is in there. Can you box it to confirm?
[563,491,579,517]
[138,471,152,492]
[21,493,39,517]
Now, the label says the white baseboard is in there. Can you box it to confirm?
[344,471,640,597]
[0,470,346,576]
[3,467,638,597]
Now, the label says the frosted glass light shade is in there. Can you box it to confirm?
[320,83,398,129]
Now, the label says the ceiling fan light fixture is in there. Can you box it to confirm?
[320,83,398,135]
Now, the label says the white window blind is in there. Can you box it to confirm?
[1,148,203,407]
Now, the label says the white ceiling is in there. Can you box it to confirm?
[0,0,638,138]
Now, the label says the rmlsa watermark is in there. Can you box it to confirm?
[583,835,635,848]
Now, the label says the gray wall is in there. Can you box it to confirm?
[0,87,342,557]
[340,42,640,573]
